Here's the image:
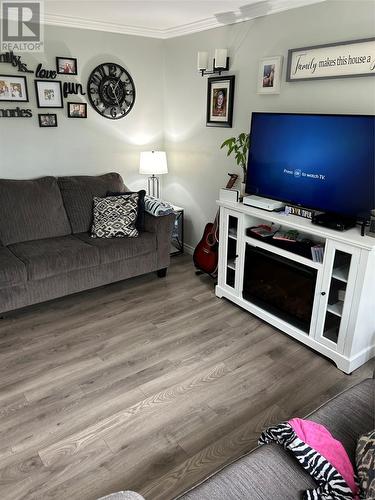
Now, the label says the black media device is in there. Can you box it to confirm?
[312,212,356,231]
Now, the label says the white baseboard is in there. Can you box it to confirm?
[184,243,194,255]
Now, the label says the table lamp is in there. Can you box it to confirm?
[139,151,168,198]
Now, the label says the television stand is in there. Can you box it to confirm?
[215,200,375,373]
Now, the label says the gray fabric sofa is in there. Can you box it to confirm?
[100,377,374,500]
[0,173,175,315]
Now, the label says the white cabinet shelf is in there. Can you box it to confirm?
[216,200,375,374]
[327,302,344,317]
[332,266,349,283]
[227,259,236,270]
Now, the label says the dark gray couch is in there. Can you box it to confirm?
[0,173,175,315]
[100,377,374,500]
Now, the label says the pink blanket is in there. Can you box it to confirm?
[289,418,359,499]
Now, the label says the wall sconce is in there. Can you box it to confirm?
[197,49,230,76]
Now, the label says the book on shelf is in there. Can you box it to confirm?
[272,230,300,242]
[249,224,280,238]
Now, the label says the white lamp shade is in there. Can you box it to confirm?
[139,151,168,175]
[214,49,228,69]
[197,51,208,70]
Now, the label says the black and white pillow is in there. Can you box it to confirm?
[91,194,139,238]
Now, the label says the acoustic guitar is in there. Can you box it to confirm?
[193,173,238,275]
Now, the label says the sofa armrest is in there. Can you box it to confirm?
[144,212,175,270]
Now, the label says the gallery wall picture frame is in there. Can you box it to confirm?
[286,37,375,82]
[0,75,28,102]
[67,102,87,118]
[56,57,78,75]
[38,114,58,128]
[206,75,235,128]
[257,56,283,94]
[35,80,63,108]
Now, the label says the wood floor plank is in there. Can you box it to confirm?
[0,255,372,500]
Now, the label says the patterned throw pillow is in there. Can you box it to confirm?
[356,430,375,499]
[91,194,139,238]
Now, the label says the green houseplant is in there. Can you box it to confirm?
[220,133,250,187]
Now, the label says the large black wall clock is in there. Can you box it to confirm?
[87,62,136,120]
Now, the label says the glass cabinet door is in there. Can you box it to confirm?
[315,242,360,352]
[225,215,238,288]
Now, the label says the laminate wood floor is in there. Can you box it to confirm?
[0,255,372,500]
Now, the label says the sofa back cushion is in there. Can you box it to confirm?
[0,177,71,245]
[58,173,126,234]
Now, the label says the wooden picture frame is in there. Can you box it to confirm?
[286,37,375,82]
[56,57,78,75]
[35,80,63,108]
[0,75,28,102]
[206,75,235,128]
[67,102,87,118]
[38,114,58,127]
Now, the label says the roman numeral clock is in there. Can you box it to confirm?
[87,62,135,119]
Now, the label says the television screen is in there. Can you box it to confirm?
[246,112,375,219]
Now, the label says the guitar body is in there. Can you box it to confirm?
[193,173,238,276]
[193,223,219,275]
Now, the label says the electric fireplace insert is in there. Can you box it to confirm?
[243,244,317,333]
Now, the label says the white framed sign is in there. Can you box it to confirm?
[287,38,375,81]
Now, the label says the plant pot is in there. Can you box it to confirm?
[240,182,246,198]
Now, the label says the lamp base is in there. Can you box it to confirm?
[147,175,160,198]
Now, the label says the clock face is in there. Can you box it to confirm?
[87,62,135,120]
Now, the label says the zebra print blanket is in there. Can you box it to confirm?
[144,196,175,216]
[259,421,359,500]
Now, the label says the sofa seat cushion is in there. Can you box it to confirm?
[0,176,71,245]
[9,236,100,281]
[77,231,156,264]
[0,247,27,288]
[58,173,126,234]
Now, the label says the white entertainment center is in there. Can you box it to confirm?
[215,200,375,373]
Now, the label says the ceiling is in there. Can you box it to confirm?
[44,0,326,39]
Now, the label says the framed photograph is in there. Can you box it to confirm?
[0,75,28,102]
[67,102,87,118]
[287,38,375,81]
[56,57,78,75]
[38,114,57,128]
[257,56,283,94]
[35,80,63,108]
[206,75,235,128]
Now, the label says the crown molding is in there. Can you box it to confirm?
[44,0,326,40]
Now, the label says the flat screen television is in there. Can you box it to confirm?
[245,112,375,220]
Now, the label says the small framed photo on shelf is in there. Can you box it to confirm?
[206,75,235,128]
[0,75,28,102]
[257,56,283,94]
[38,114,58,128]
[35,80,63,108]
[67,102,87,118]
[56,57,78,75]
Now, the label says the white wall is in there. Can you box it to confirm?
[162,0,375,250]
[0,25,165,191]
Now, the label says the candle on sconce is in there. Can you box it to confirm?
[214,49,228,69]
[197,51,208,71]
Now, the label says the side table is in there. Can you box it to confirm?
[170,205,184,255]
